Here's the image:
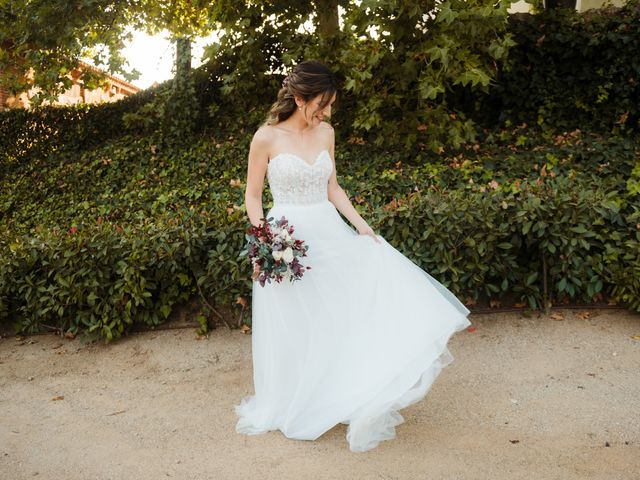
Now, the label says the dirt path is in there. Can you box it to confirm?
[1,308,639,480]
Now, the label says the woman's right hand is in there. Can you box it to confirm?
[357,223,382,243]
[252,263,261,280]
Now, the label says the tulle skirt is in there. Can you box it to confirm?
[234,199,471,452]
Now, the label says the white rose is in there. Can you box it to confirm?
[272,249,284,261]
[282,246,294,263]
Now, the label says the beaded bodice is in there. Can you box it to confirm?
[267,149,333,205]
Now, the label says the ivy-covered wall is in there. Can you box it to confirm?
[461,1,640,134]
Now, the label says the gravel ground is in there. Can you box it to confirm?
[1,308,639,480]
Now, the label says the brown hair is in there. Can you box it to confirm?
[261,60,338,127]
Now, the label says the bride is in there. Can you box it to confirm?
[235,59,472,452]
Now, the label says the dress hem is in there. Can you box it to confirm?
[234,313,471,453]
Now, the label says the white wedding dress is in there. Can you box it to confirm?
[234,148,471,452]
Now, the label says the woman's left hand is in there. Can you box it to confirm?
[357,224,381,243]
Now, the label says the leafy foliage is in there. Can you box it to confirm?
[0,0,215,105]
[2,1,640,343]
[0,125,639,342]
[336,0,517,151]
[3,1,639,150]
[371,176,635,311]
[202,0,517,152]
[0,0,140,105]
[463,0,640,134]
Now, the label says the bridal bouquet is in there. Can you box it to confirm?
[240,215,311,287]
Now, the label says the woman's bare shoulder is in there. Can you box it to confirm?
[319,121,334,145]
[251,125,276,151]
[319,120,334,132]
[253,124,276,141]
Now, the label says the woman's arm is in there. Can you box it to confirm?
[328,183,369,232]
[244,128,271,228]
[325,125,378,240]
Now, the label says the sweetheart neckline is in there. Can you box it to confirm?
[268,149,330,168]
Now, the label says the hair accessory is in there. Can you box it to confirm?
[282,74,290,88]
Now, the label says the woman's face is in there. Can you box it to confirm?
[300,91,337,125]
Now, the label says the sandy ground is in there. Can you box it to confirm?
[1,308,639,480]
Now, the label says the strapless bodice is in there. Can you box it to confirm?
[266,149,333,205]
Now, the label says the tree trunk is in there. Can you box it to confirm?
[175,37,192,87]
[544,0,577,9]
[316,0,340,38]
[162,36,197,142]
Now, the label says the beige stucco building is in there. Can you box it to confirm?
[0,60,141,111]
[508,0,629,13]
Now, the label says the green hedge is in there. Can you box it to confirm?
[0,59,229,174]
[0,208,247,343]
[371,175,639,311]
[0,126,638,343]
[0,88,161,173]
[1,174,638,343]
